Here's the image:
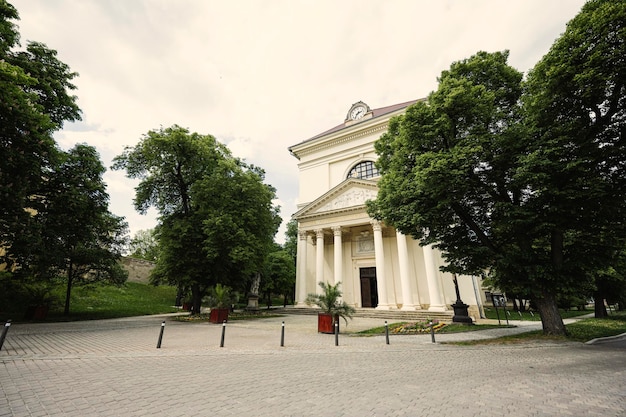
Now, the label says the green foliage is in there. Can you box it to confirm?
[368,1,626,336]
[204,283,237,309]
[0,281,178,322]
[0,1,81,260]
[112,125,280,312]
[128,229,159,262]
[283,219,298,264]
[261,248,296,304]
[305,281,355,325]
[10,144,129,315]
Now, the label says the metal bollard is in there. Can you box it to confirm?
[0,320,11,352]
[280,321,285,347]
[220,320,226,347]
[156,321,165,349]
[334,320,339,346]
[429,322,435,343]
[385,321,390,345]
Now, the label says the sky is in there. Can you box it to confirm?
[10,0,587,244]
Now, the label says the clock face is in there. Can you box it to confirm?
[350,106,366,120]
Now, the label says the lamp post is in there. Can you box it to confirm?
[451,273,473,324]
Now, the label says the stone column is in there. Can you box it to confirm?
[332,226,343,286]
[315,229,325,295]
[423,244,446,311]
[372,221,390,309]
[296,231,308,306]
[396,231,419,310]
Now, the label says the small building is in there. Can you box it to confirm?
[288,100,484,319]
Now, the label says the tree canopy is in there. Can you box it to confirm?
[1,0,81,261]
[368,0,626,335]
[1,1,128,317]
[112,125,281,312]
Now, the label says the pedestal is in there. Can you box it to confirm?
[452,301,473,324]
[246,294,259,311]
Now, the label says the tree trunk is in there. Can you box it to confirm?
[534,290,567,336]
[64,262,73,315]
[594,291,608,318]
[191,282,202,315]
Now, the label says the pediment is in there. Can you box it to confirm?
[293,178,378,220]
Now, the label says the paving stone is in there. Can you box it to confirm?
[0,314,624,416]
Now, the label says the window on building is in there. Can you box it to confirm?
[347,161,379,179]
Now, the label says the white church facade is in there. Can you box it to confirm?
[288,100,484,320]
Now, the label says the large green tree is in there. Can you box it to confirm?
[367,51,540,326]
[13,144,128,314]
[0,0,81,263]
[112,125,280,313]
[523,0,626,319]
[369,0,626,335]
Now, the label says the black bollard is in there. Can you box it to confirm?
[430,321,436,343]
[156,321,165,349]
[334,320,339,346]
[280,321,285,347]
[220,320,226,347]
[385,321,390,345]
[0,320,11,352]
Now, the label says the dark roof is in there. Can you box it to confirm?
[297,99,422,145]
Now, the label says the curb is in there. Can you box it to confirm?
[585,331,626,345]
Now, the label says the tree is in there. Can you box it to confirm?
[283,219,298,266]
[0,0,81,265]
[112,125,280,313]
[261,246,296,307]
[41,144,126,314]
[368,0,626,336]
[523,0,626,319]
[10,144,128,314]
[128,229,159,262]
[367,50,577,334]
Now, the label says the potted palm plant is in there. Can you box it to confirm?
[306,281,355,334]
[206,284,235,323]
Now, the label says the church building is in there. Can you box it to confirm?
[288,100,484,320]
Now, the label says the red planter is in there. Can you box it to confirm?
[209,308,229,324]
[317,313,339,334]
[24,305,49,320]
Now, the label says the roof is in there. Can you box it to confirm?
[292,98,422,148]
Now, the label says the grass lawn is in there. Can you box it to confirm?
[450,311,626,345]
[1,282,179,322]
[482,307,591,321]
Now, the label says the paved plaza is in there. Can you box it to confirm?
[1,313,624,417]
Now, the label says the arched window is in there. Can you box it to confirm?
[347,161,379,179]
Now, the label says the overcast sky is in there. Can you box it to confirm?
[10,0,587,244]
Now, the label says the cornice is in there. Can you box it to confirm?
[293,122,388,159]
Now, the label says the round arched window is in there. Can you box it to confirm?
[347,161,379,179]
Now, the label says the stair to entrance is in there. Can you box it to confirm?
[275,306,454,322]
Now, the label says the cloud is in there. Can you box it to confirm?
[10,0,587,244]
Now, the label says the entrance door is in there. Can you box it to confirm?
[360,267,378,308]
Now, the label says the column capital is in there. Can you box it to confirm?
[371,220,383,232]
[314,228,325,237]
[298,230,308,240]
[332,226,342,236]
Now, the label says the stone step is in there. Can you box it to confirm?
[275,307,454,322]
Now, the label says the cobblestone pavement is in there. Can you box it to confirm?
[1,314,624,416]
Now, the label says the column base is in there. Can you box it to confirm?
[400,304,420,311]
[428,304,447,312]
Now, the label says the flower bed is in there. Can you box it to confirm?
[390,320,446,334]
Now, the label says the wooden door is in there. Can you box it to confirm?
[360,267,378,308]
